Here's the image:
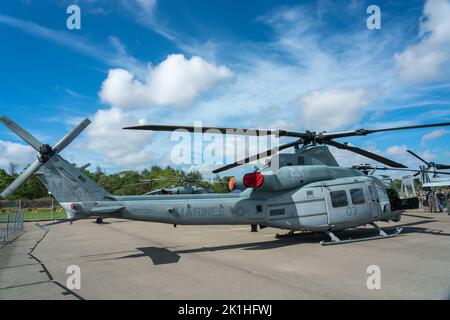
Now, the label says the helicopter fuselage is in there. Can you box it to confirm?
[64,165,398,232]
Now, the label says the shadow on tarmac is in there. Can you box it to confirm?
[85,218,449,266]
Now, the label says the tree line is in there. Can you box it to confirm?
[0,163,230,200]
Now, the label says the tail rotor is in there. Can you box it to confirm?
[0,116,91,199]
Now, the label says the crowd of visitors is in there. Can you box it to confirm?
[421,188,450,215]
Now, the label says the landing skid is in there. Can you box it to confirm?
[275,230,311,239]
[320,223,403,246]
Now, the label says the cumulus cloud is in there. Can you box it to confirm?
[99,54,232,109]
[386,145,409,158]
[5,2,448,172]
[420,129,449,145]
[0,140,35,170]
[298,89,370,131]
[85,108,155,168]
[91,54,233,168]
[395,0,450,82]
[385,145,438,168]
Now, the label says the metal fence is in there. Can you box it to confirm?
[0,199,65,221]
[0,210,24,245]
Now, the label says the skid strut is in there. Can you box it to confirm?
[320,224,403,246]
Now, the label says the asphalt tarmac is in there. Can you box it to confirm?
[1,208,449,299]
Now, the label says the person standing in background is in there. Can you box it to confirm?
[427,190,436,212]
[422,192,429,212]
[429,190,436,213]
[446,188,450,216]
[436,189,445,212]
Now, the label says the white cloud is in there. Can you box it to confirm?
[99,54,232,109]
[87,4,416,170]
[0,140,35,170]
[395,0,450,83]
[134,0,157,15]
[85,108,155,168]
[298,89,370,131]
[421,129,449,145]
[384,145,438,168]
[418,150,437,162]
[386,145,409,158]
[5,2,449,173]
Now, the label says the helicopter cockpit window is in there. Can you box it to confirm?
[350,188,365,205]
[330,190,348,208]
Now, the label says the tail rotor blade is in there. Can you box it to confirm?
[0,116,43,152]
[53,118,91,153]
[0,159,43,198]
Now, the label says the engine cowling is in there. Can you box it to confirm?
[230,165,359,192]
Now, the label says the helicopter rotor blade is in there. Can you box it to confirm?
[212,140,300,174]
[406,150,430,166]
[0,160,43,198]
[326,140,407,168]
[406,150,450,169]
[0,116,44,152]
[322,121,450,141]
[53,118,91,153]
[351,165,450,176]
[123,124,294,137]
[363,167,450,175]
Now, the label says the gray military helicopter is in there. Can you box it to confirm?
[125,177,217,195]
[406,149,450,188]
[1,115,450,245]
[351,164,450,210]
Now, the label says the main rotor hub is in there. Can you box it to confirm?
[38,144,55,162]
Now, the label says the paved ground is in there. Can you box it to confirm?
[1,208,450,299]
[0,223,81,300]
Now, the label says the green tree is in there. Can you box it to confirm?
[0,164,231,200]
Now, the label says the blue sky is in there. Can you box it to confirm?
[0,0,449,178]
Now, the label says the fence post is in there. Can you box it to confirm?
[6,213,10,239]
[13,211,16,236]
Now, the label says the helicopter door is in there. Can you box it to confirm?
[323,186,352,228]
[367,182,381,219]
